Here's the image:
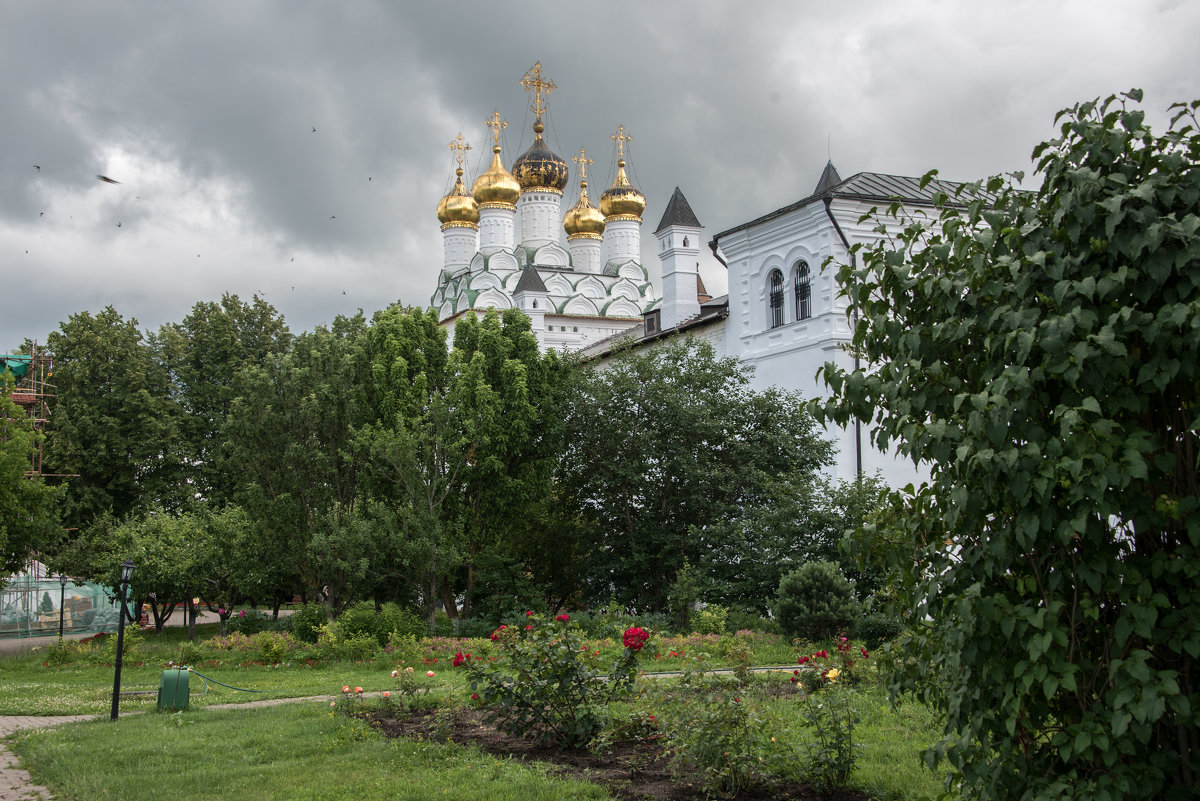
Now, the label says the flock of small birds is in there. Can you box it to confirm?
[24,124,378,300]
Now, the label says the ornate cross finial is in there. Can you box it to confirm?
[520,61,556,123]
[611,125,632,159]
[449,132,471,169]
[573,147,593,184]
[485,111,507,146]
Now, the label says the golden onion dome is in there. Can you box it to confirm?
[599,159,646,220]
[511,122,569,193]
[563,180,605,238]
[472,145,520,207]
[436,168,480,228]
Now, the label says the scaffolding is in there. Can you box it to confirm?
[2,341,54,478]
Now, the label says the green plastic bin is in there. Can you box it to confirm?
[157,668,190,711]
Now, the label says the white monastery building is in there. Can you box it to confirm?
[429,63,952,490]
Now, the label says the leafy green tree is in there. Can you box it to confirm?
[697,473,889,615]
[0,380,60,577]
[154,293,291,506]
[101,510,207,633]
[558,338,834,612]
[816,91,1200,800]
[222,314,368,611]
[44,307,180,541]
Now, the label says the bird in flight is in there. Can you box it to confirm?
[33,165,40,172]
[97,175,120,184]
[116,221,122,228]
[330,215,336,219]
[312,127,317,133]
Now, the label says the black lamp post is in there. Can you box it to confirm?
[110,559,135,721]
[57,574,67,640]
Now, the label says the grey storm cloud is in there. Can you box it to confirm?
[3,0,1198,349]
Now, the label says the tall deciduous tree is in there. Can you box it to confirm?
[155,293,291,507]
[222,314,367,611]
[558,338,834,612]
[45,307,180,539]
[817,91,1200,800]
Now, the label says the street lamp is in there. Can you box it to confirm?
[57,574,67,641]
[110,559,135,721]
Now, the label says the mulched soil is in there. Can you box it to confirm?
[364,706,873,801]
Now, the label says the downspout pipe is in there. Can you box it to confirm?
[707,236,729,271]
[823,196,863,482]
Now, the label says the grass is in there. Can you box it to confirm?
[8,702,614,801]
[2,625,947,799]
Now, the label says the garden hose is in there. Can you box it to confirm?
[182,666,266,694]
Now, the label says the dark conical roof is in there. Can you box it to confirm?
[814,160,843,194]
[654,187,702,233]
[513,264,548,294]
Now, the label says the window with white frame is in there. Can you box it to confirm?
[768,269,785,328]
[794,260,811,320]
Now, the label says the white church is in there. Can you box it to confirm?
[430,63,956,490]
[429,63,659,352]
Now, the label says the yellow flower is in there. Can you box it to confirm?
[826,668,840,681]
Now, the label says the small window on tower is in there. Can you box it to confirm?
[682,236,689,247]
[532,300,538,309]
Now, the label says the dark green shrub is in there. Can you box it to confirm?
[725,607,782,636]
[336,601,380,642]
[856,611,903,649]
[775,562,860,641]
[376,602,426,643]
[289,601,328,644]
[226,609,271,635]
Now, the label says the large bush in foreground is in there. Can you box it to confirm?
[817,91,1200,800]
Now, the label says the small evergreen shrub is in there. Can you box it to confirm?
[775,562,861,642]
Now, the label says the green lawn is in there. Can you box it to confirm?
[9,702,614,801]
[2,626,947,799]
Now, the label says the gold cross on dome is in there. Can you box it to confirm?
[448,132,471,168]
[573,148,593,183]
[520,61,556,122]
[485,111,507,146]
[611,125,632,158]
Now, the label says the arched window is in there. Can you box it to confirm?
[794,261,811,320]
[768,269,785,328]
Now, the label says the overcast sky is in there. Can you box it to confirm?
[3,0,1197,350]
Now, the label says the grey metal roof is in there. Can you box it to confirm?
[709,164,971,245]
[654,187,703,233]
[513,264,548,294]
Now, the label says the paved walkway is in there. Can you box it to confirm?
[0,716,93,801]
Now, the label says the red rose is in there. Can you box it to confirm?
[622,627,650,651]
[555,614,570,622]
[452,652,465,668]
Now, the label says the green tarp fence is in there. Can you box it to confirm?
[0,576,129,639]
